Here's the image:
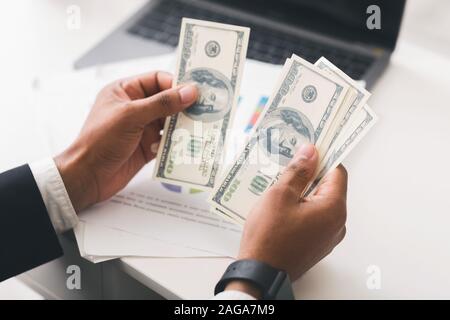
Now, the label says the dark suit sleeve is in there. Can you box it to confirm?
[0,164,63,282]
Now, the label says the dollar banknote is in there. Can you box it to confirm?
[304,104,377,195]
[209,55,350,221]
[313,57,371,164]
[153,18,250,190]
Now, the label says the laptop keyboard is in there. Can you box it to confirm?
[128,0,373,80]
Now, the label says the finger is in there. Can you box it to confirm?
[120,71,173,100]
[313,164,348,199]
[132,84,198,123]
[276,144,318,195]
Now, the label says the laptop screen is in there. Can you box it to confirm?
[206,0,405,50]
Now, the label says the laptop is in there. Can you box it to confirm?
[75,0,406,89]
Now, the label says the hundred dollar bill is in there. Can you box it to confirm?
[153,18,250,190]
[314,57,371,162]
[211,59,294,225]
[209,55,349,222]
[304,104,378,196]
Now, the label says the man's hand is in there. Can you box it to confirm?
[54,71,198,212]
[226,144,347,295]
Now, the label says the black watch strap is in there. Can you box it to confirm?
[214,259,294,300]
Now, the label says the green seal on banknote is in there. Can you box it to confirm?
[205,40,221,57]
[302,85,317,103]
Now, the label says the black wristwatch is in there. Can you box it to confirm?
[214,259,295,300]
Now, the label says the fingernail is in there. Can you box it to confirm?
[295,143,315,161]
[150,142,160,154]
[178,84,197,104]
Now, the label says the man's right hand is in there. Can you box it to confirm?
[226,144,347,295]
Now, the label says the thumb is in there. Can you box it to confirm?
[277,143,318,194]
[131,83,198,123]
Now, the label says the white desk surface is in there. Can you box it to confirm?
[1,0,450,299]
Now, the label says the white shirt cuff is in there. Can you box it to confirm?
[212,290,257,300]
[29,158,79,233]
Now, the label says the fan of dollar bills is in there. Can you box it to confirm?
[153,18,377,225]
